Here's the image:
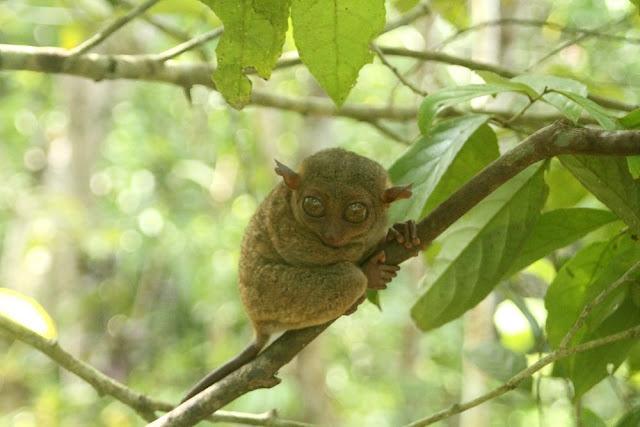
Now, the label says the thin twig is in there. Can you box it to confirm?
[383,1,432,33]
[365,119,412,145]
[437,18,640,50]
[69,0,161,56]
[371,43,428,97]
[404,324,640,426]
[525,13,634,71]
[559,260,640,349]
[154,28,223,62]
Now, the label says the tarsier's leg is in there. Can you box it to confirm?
[245,261,368,331]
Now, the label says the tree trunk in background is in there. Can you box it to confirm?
[459,1,501,427]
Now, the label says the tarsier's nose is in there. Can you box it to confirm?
[322,233,346,248]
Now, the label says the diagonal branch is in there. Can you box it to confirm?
[0,316,311,427]
[148,122,640,426]
[69,0,161,56]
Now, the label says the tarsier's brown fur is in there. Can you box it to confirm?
[182,148,418,402]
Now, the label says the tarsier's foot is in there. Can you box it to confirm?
[386,220,423,254]
[361,251,400,290]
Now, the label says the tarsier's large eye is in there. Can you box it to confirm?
[302,196,325,217]
[344,202,368,223]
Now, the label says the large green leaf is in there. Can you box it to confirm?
[512,75,587,122]
[545,233,640,397]
[507,208,617,276]
[560,155,640,235]
[388,115,498,221]
[202,0,291,108]
[411,163,548,331]
[290,0,385,106]
[417,82,537,134]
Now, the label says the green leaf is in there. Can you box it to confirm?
[291,0,385,106]
[411,163,548,331]
[615,406,640,427]
[0,288,57,341]
[465,341,531,390]
[628,342,640,373]
[545,233,640,397]
[512,75,587,122]
[628,157,640,179]
[202,0,291,108]
[366,289,382,310]
[581,408,606,427]
[507,208,617,275]
[429,0,469,27]
[554,90,620,130]
[620,108,640,129]
[560,155,640,235]
[417,82,537,134]
[389,115,498,221]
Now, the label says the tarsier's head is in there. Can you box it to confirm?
[275,148,411,249]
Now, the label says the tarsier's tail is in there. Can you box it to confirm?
[180,333,269,403]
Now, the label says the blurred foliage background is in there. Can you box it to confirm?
[1,0,640,426]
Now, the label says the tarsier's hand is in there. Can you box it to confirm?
[361,251,400,290]
[386,220,424,255]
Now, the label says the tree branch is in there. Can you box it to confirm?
[69,0,161,56]
[148,122,640,426]
[0,316,311,427]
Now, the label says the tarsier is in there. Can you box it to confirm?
[182,148,421,402]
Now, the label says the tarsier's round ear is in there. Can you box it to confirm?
[382,184,412,204]
[274,159,301,190]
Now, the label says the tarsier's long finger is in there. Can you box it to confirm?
[380,264,400,273]
[394,222,413,249]
[408,220,421,246]
[386,226,404,243]
[380,271,397,280]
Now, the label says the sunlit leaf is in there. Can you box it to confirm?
[418,82,537,134]
[0,288,57,341]
[411,163,548,331]
[389,115,498,221]
[560,155,640,235]
[507,208,617,275]
[291,0,385,106]
[201,0,291,108]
